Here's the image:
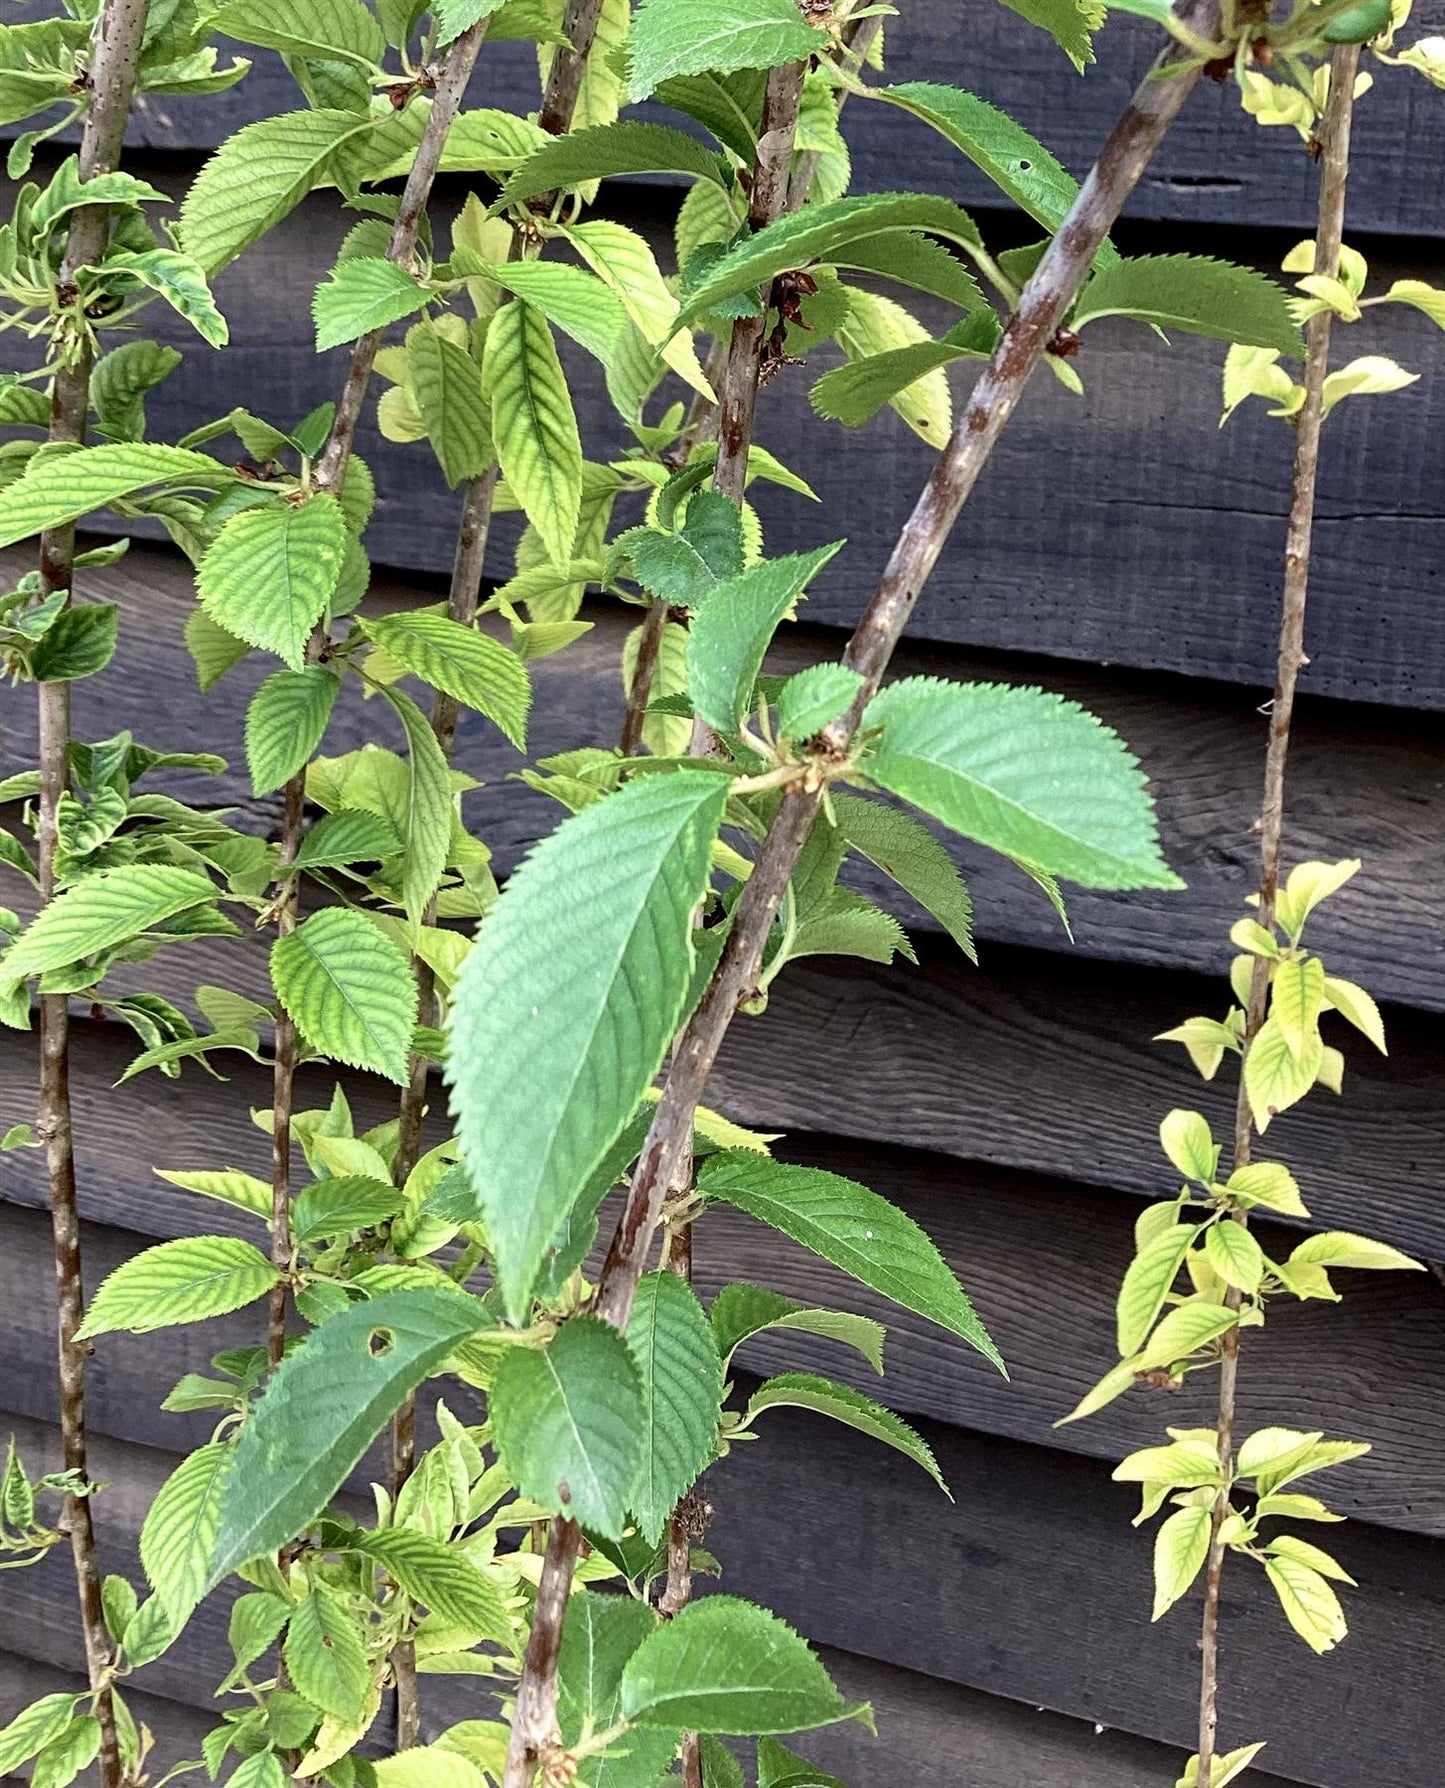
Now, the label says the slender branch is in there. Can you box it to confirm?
[537,0,607,136]
[34,6,151,1781]
[618,595,671,756]
[502,12,1222,1782]
[1195,44,1360,1788]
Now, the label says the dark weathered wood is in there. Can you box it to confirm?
[3,540,1443,1012]
[10,154,1445,709]
[17,0,1445,240]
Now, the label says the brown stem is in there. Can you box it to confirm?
[34,6,152,1781]
[618,596,670,755]
[502,14,1220,1780]
[537,0,606,135]
[1194,45,1359,1788]
[267,772,304,1369]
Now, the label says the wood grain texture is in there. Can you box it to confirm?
[3,540,1443,1012]
[10,156,1445,708]
[17,0,1445,239]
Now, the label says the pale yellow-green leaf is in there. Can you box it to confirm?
[1224,1161,1309,1218]
[1151,1504,1212,1620]
[1270,955,1324,1059]
[1287,1230,1423,1273]
[154,1167,271,1220]
[1203,1220,1265,1294]
[483,301,582,568]
[561,220,713,398]
[1115,1222,1197,1357]
[1243,1013,1321,1130]
[1264,1554,1348,1653]
[1174,1740,1268,1788]
[1158,1108,1215,1182]
[1133,1300,1238,1373]
[836,288,952,449]
[1321,974,1386,1052]
[1321,354,1419,415]
[1266,1533,1356,1585]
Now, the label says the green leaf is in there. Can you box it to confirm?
[30,602,119,681]
[293,808,402,870]
[98,249,228,348]
[77,1237,278,1338]
[831,792,974,961]
[0,1699,81,1778]
[620,1596,859,1733]
[272,908,419,1085]
[1264,1554,1348,1653]
[2,865,217,983]
[1159,1109,1216,1183]
[1174,1743,1269,1788]
[460,260,625,365]
[404,320,492,487]
[1072,255,1302,353]
[208,1289,483,1586]
[1225,1161,1309,1219]
[30,1715,101,1788]
[351,1527,511,1641]
[0,443,221,549]
[314,257,430,352]
[862,677,1181,891]
[284,1587,370,1721]
[380,685,456,922]
[874,84,1119,267]
[746,1372,946,1492]
[1116,1222,1197,1356]
[186,608,252,691]
[625,1272,723,1544]
[675,194,984,334]
[1151,1504,1211,1620]
[139,1441,233,1625]
[491,1316,644,1538]
[1287,1230,1422,1273]
[363,611,529,748]
[495,121,725,210]
[197,496,349,672]
[998,0,1104,69]
[89,340,182,442]
[178,110,377,273]
[154,1164,271,1220]
[484,300,581,568]
[1204,1220,1266,1294]
[775,664,863,743]
[1132,1300,1238,1372]
[435,0,508,39]
[293,1175,404,1242]
[1272,955,1325,1059]
[698,1153,1001,1369]
[1243,1013,1321,1131]
[557,1594,675,1788]
[686,544,842,733]
[563,220,712,399]
[245,666,339,797]
[710,1282,885,1374]
[626,0,826,101]
[447,771,729,1321]
[214,0,386,64]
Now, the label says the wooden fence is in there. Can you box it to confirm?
[3,12,1444,1785]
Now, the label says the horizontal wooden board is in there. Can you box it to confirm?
[3,539,1443,1013]
[1,1403,1437,1788]
[4,1101,1444,1539]
[11,155,1445,709]
[19,0,1445,240]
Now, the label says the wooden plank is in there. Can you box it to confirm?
[11,157,1445,709]
[19,0,1445,240]
[1,1406,1437,1788]
[0,1651,216,1784]
[4,539,1444,1013]
[5,1107,1445,1541]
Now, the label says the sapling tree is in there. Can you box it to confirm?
[0,0,1428,1785]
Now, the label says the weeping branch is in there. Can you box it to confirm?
[502,9,1223,1782]
[1195,44,1361,1788]
[33,5,153,1780]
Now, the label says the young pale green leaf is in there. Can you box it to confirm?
[186,608,252,691]
[196,496,349,672]
[0,443,221,549]
[29,1714,101,1788]
[100,249,229,348]
[363,611,529,748]
[625,1272,724,1544]
[0,1699,81,1779]
[1266,1533,1356,1584]
[1321,974,1385,1052]
[447,772,728,1321]
[1115,1222,1197,1356]
[293,808,403,870]
[378,685,456,923]
[1174,1743,1269,1788]
[271,908,419,1085]
[831,792,975,961]
[1271,955,1325,1059]
[87,341,181,441]
[245,666,339,797]
[1225,1161,1309,1218]
[209,1289,483,1585]
[314,258,430,352]
[30,604,119,682]
[874,84,1119,266]
[178,110,376,273]
[76,1237,278,1338]
[563,220,712,397]
[1072,255,1302,353]
[351,1528,511,1641]
[2,865,217,984]
[834,288,953,448]
[283,1588,372,1721]
[862,677,1181,891]
[1287,1231,1423,1273]
[213,0,386,65]
[620,1596,860,1733]
[494,121,725,210]
[1204,1220,1266,1294]
[626,0,827,101]
[372,1751,485,1788]
[404,320,492,487]
[710,1282,885,1374]
[557,1594,675,1788]
[1151,1504,1212,1620]
[685,544,842,733]
[1159,1109,1215,1182]
[491,1316,644,1538]
[1264,1554,1348,1653]
[457,259,625,365]
[675,194,983,333]
[776,665,864,743]
[293,1175,404,1243]
[746,1372,947,1493]
[698,1152,1001,1369]
[154,1167,271,1219]
[138,1441,234,1626]
[484,300,582,568]
[1243,1014,1321,1131]
[1132,1300,1238,1373]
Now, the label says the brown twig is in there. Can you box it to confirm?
[33,4,152,1780]
[537,0,607,136]
[1194,44,1360,1788]
[618,594,671,756]
[502,12,1222,1782]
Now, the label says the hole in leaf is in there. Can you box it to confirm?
[1017,158,1031,171]
[367,1327,395,1357]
